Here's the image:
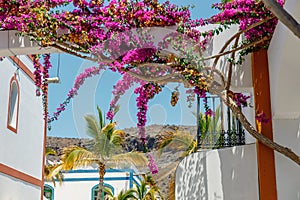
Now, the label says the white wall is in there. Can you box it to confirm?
[273,119,300,199]
[175,144,259,200]
[268,0,300,119]
[266,0,300,199]
[0,57,44,183]
[0,172,41,200]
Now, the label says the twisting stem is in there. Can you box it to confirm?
[204,36,271,61]
[51,44,98,62]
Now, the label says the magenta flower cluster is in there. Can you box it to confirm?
[210,0,284,41]
[233,93,250,107]
[256,112,270,124]
[134,84,151,142]
[0,0,284,174]
[194,86,207,98]
[33,55,42,96]
[147,152,158,174]
[107,73,136,120]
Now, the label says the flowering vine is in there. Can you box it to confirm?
[134,83,162,149]
[33,55,43,96]
[147,152,159,174]
[42,54,52,120]
[47,65,104,128]
[0,0,292,171]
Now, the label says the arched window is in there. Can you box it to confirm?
[91,184,114,200]
[44,185,54,200]
[7,74,20,133]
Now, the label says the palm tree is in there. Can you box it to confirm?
[155,107,222,200]
[60,106,148,200]
[157,131,197,159]
[193,106,222,148]
[156,131,198,200]
[134,177,164,200]
[104,187,137,200]
[44,147,64,187]
[116,189,138,200]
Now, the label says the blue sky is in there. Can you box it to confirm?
[47,0,220,138]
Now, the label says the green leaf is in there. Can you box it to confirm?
[84,115,100,139]
[97,105,105,129]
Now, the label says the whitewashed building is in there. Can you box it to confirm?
[175,1,300,200]
[0,31,60,200]
[44,168,141,200]
[0,54,46,199]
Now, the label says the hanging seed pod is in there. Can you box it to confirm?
[154,84,162,94]
[170,91,180,106]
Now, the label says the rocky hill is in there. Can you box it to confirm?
[47,124,197,154]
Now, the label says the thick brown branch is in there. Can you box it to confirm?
[57,41,91,54]
[52,44,98,62]
[202,66,226,87]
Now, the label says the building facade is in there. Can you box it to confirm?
[44,168,141,200]
[0,55,46,199]
[175,1,300,199]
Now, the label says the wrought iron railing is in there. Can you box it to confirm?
[196,95,246,149]
[199,130,245,149]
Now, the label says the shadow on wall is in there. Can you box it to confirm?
[175,144,259,200]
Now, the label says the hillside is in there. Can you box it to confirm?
[47,124,197,153]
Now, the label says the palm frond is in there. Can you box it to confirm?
[117,189,138,200]
[44,163,64,187]
[45,147,57,156]
[103,186,114,199]
[144,188,157,200]
[102,122,116,140]
[110,130,125,146]
[158,131,195,156]
[94,133,121,159]
[84,115,100,139]
[97,105,105,129]
[181,140,197,158]
[167,175,175,200]
[135,180,147,199]
[208,106,221,133]
[157,131,175,156]
[61,146,96,170]
[113,105,120,115]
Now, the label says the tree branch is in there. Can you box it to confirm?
[204,36,271,61]
[225,35,240,90]
[212,89,300,166]
[126,70,185,84]
[212,16,274,67]
[52,43,98,62]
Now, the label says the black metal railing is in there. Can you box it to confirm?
[199,130,245,149]
[196,95,246,149]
